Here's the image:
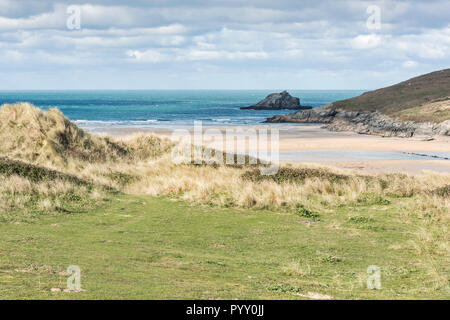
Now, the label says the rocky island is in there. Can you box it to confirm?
[265,69,450,138]
[241,90,312,110]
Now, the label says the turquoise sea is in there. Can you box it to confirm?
[0,90,364,127]
[1,90,449,165]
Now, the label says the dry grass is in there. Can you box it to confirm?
[282,260,313,277]
[0,172,102,222]
[124,155,450,214]
[393,98,450,123]
[0,103,174,167]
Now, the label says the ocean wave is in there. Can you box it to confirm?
[212,118,231,122]
[74,119,158,126]
[73,117,275,127]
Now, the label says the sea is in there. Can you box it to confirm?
[0,90,364,128]
[1,90,449,164]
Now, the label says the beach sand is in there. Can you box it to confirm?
[83,124,450,174]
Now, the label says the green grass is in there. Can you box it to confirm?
[1,194,448,299]
[242,167,350,184]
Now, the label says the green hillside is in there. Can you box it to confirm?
[331,69,450,122]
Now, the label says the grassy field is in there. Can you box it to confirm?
[0,193,448,299]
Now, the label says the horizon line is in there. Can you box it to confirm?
[0,88,369,91]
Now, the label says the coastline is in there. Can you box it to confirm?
[81,123,450,174]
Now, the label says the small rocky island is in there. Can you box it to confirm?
[241,91,312,110]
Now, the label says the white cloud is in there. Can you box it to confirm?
[126,49,168,62]
[0,8,65,30]
[180,49,268,61]
[351,34,382,49]
[0,1,450,89]
[402,60,418,68]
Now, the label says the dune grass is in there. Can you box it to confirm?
[124,155,450,214]
[0,102,174,167]
[0,157,110,223]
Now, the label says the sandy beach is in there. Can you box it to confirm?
[83,124,450,174]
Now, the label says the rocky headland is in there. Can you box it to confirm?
[265,69,450,138]
[265,107,450,138]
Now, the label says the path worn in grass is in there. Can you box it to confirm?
[0,195,448,299]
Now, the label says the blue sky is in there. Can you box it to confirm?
[0,0,449,90]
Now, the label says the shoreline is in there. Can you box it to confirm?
[81,123,450,174]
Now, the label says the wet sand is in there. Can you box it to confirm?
[83,124,450,174]
[298,160,450,175]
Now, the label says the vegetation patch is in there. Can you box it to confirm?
[186,146,264,168]
[105,171,140,187]
[348,216,374,224]
[433,185,450,197]
[393,98,450,123]
[241,167,350,184]
[0,157,90,186]
[294,206,321,221]
[265,283,303,294]
[320,255,343,263]
[356,193,391,205]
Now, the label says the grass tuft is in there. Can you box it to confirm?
[241,167,350,184]
[295,206,321,221]
[0,157,90,186]
[433,185,450,197]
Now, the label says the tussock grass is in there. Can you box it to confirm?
[0,103,174,166]
[433,185,450,197]
[125,155,450,214]
[0,173,104,223]
[242,167,350,184]
[0,157,89,185]
[0,103,126,165]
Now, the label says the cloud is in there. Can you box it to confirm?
[351,34,383,49]
[178,49,269,61]
[126,49,168,62]
[0,0,449,89]
[402,60,418,68]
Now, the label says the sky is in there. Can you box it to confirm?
[0,0,449,90]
